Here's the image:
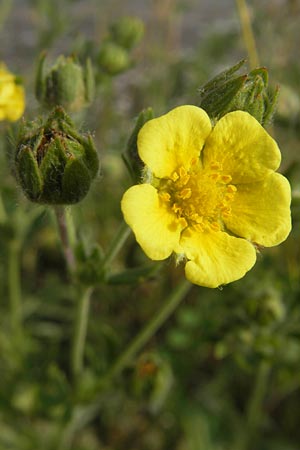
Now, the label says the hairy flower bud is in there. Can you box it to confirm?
[109,17,144,50]
[35,53,95,112]
[97,42,131,75]
[15,107,99,205]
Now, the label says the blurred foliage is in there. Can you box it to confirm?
[1,0,300,449]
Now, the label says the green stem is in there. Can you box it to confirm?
[8,239,23,342]
[235,359,271,450]
[235,0,259,69]
[58,278,192,449]
[71,286,93,381]
[105,278,192,381]
[103,221,131,270]
[0,192,7,222]
[54,207,76,273]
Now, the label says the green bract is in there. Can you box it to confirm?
[15,107,99,205]
[35,53,95,112]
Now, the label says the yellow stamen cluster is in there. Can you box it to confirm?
[159,160,237,232]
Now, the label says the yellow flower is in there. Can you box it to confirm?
[121,106,291,288]
[0,63,25,122]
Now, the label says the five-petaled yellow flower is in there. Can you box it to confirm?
[121,106,291,288]
[0,63,25,122]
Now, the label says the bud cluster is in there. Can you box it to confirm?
[198,60,279,126]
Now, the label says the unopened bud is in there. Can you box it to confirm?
[15,107,99,205]
[198,60,279,126]
[109,17,144,50]
[97,42,130,76]
[35,53,95,112]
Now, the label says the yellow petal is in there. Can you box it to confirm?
[203,111,281,183]
[4,85,25,121]
[121,184,183,260]
[179,229,256,288]
[224,173,291,247]
[138,105,212,178]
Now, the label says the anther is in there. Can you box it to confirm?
[179,188,192,199]
[221,174,232,184]
[171,171,179,182]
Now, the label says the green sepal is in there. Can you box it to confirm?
[199,59,246,95]
[17,146,43,201]
[198,61,280,126]
[122,107,154,182]
[62,158,91,204]
[243,75,265,123]
[199,75,247,120]
[83,135,99,179]
[39,138,68,204]
[262,85,280,126]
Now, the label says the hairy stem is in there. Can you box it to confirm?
[103,221,131,270]
[105,278,192,381]
[234,359,271,450]
[71,286,93,381]
[58,278,192,449]
[54,206,76,273]
[8,239,23,343]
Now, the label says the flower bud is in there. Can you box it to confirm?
[109,16,144,50]
[198,60,279,126]
[15,107,99,205]
[35,54,95,112]
[0,63,25,122]
[97,42,131,76]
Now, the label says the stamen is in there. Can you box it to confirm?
[179,188,192,199]
[210,161,222,171]
[171,171,179,182]
[179,167,187,178]
[178,217,188,228]
[227,184,237,193]
[209,172,219,181]
[210,221,221,232]
[160,192,171,202]
[221,174,232,184]
[163,159,236,232]
[172,203,182,214]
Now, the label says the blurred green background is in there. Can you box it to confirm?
[1,0,300,449]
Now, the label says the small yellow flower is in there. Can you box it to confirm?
[121,106,291,288]
[0,63,25,122]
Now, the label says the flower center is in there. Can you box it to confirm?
[158,159,237,232]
